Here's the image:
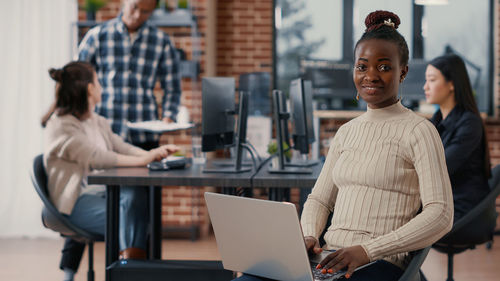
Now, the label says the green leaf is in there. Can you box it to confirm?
[84,0,108,12]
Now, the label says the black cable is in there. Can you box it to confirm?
[241,143,258,171]
[245,141,263,163]
[254,146,292,173]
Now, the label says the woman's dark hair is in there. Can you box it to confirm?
[354,10,409,67]
[429,54,491,177]
[41,61,95,127]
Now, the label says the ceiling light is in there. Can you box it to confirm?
[414,0,449,5]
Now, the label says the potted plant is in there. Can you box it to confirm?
[84,0,108,21]
[267,140,292,168]
[177,0,189,9]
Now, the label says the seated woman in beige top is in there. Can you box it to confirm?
[299,10,453,281]
[42,61,177,281]
[233,10,452,281]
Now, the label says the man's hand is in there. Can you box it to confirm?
[162,117,174,123]
[316,245,370,278]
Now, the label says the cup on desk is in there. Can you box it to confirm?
[192,136,206,164]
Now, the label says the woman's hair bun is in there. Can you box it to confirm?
[49,68,63,82]
[365,10,400,32]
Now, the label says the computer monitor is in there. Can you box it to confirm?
[300,59,357,110]
[401,59,427,110]
[201,77,252,173]
[238,72,271,116]
[201,77,236,152]
[289,78,315,154]
[268,90,312,175]
[287,79,319,167]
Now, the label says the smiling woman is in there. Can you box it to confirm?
[353,11,409,109]
[354,38,407,108]
[233,10,454,281]
[298,10,453,281]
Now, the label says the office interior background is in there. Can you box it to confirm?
[1,0,500,280]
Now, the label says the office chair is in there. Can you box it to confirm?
[30,154,104,281]
[431,164,500,281]
[398,246,431,281]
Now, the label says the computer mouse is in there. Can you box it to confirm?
[147,161,169,171]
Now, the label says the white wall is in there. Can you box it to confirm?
[0,0,77,238]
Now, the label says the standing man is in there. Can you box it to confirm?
[79,0,182,150]
[58,1,181,280]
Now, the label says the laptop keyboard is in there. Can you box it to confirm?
[311,266,335,280]
[310,263,347,281]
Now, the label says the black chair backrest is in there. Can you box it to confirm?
[398,246,431,281]
[30,154,102,242]
[438,164,500,244]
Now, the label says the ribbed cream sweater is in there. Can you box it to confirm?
[301,101,453,269]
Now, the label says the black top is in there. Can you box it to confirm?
[430,106,490,221]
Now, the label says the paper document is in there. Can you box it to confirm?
[126,120,194,133]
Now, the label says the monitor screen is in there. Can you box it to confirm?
[201,77,236,152]
[300,59,355,99]
[401,59,427,109]
[289,78,315,154]
[239,72,271,116]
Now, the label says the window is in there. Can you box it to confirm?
[274,0,493,113]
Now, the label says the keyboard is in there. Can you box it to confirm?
[148,156,191,171]
[310,263,343,281]
[309,251,346,280]
[161,156,191,169]
[312,267,335,280]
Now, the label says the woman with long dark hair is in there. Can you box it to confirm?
[424,54,491,222]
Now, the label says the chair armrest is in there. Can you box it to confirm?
[398,246,431,281]
[443,181,500,239]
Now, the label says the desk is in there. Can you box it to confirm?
[88,162,253,280]
[87,161,322,280]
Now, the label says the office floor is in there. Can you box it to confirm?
[0,235,499,281]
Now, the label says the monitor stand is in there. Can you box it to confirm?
[286,154,320,167]
[203,91,252,174]
[211,159,253,167]
[268,165,312,174]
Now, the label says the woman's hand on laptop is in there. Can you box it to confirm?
[316,245,370,278]
[304,236,322,255]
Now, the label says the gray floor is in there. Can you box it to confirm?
[0,235,499,281]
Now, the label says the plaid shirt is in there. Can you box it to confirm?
[78,17,181,144]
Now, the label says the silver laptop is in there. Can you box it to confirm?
[204,192,374,281]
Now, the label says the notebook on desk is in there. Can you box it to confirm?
[204,192,375,281]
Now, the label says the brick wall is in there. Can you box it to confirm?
[77,0,274,237]
[216,0,273,80]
